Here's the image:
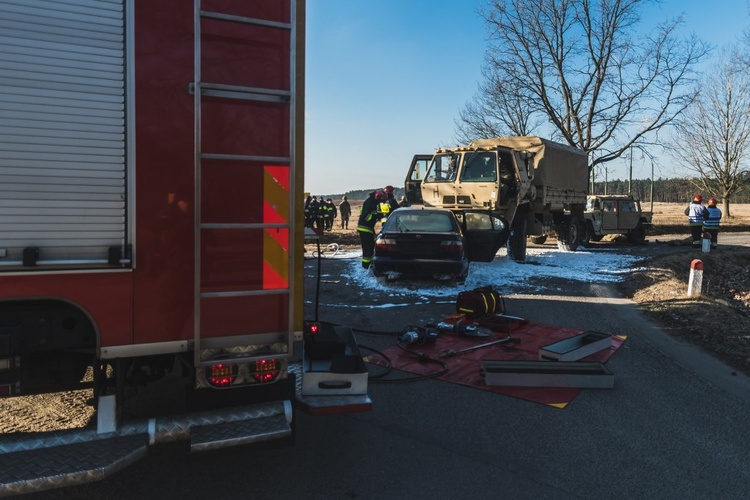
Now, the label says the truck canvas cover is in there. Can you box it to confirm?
[468,136,589,194]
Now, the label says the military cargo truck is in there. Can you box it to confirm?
[404,136,589,261]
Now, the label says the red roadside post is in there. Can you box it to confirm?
[687,259,703,297]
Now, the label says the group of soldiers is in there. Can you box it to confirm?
[304,195,352,232]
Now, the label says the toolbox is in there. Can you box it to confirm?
[538,331,612,361]
[481,360,614,389]
[302,322,368,396]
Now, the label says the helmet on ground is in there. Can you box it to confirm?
[384,185,394,195]
[693,195,702,202]
[708,197,717,206]
[375,190,388,202]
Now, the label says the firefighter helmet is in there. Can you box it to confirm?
[375,190,388,202]
[708,197,717,206]
[693,195,702,202]
[384,185,395,195]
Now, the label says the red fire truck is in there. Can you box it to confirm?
[0,0,369,493]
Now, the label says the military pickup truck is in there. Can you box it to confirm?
[580,194,652,245]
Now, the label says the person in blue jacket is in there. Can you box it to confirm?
[684,194,708,247]
[703,197,722,249]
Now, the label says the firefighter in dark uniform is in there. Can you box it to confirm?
[684,194,708,247]
[309,196,322,233]
[313,196,326,233]
[304,195,314,228]
[357,190,388,269]
[703,197,722,249]
[324,198,337,231]
[383,185,400,214]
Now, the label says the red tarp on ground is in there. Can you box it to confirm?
[366,320,626,408]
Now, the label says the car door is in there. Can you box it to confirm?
[601,199,618,230]
[617,199,640,228]
[459,210,510,262]
[403,154,432,205]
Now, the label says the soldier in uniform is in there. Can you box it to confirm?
[339,196,351,229]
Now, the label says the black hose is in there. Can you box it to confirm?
[315,238,321,322]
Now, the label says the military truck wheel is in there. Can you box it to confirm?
[580,222,593,247]
[627,222,647,245]
[530,235,547,245]
[507,214,527,262]
[556,216,581,252]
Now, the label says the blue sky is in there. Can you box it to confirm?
[304,0,750,196]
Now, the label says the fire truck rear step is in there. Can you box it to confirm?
[0,434,147,497]
[0,401,292,495]
[190,413,291,452]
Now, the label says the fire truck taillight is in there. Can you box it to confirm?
[305,322,320,336]
[207,363,237,388]
[251,358,279,383]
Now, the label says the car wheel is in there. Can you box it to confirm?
[627,222,647,245]
[556,215,581,252]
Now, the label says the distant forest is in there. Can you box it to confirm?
[320,179,750,203]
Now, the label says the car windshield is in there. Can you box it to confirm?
[383,211,456,233]
[424,154,458,182]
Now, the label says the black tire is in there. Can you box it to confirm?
[507,213,527,262]
[627,222,647,245]
[530,235,547,245]
[556,215,581,252]
[580,222,593,247]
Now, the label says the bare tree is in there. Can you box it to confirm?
[671,47,750,217]
[460,0,708,171]
[455,64,543,143]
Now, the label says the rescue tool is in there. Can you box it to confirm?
[438,336,520,358]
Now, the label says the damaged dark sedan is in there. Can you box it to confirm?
[372,207,509,282]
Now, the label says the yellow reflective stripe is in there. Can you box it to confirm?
[362,256,373,263]
[357,226,374,234]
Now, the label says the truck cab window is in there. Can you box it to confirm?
[410,159,429,181]
[425,154,458,182]
[460,152,496,182]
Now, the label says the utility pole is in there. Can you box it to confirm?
[604,166,608,195]
[628,147,633,195]
[650,159,654,212]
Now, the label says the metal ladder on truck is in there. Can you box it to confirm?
[190,0,298,444]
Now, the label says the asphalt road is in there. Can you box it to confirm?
[21,236,750,500]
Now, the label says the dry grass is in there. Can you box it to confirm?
[650,202,750,226]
